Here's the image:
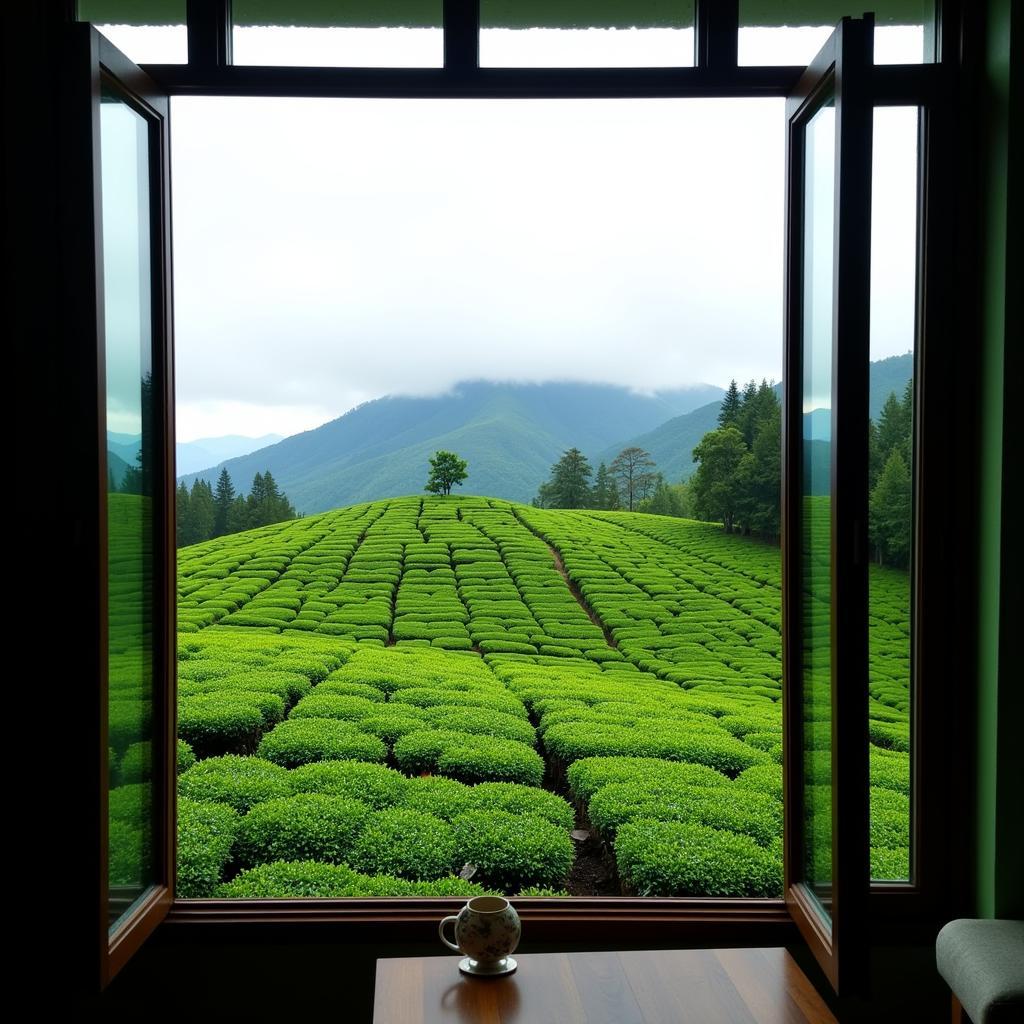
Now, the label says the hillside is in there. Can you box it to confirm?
[134,496,913,900]
[602,352,914,482]
[179,381,722,514]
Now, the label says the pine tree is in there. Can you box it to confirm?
[718,379,742,428]
[175,481,190,546]
[869,448,912,566]
[541,448,594,509]
[591,461,618,510]
[213,468,235,538]
[184,478,215,544]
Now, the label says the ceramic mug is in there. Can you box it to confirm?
[438,896,521,972]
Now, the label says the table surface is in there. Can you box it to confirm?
[373,947,838,1024]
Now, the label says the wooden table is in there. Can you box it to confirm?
[373,947,837,1023]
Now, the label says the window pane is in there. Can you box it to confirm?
[480,1,695,68]
[102,85,157,931]
[801,97,836,914]
[738,1,934,66]
[78,1,187,64]
[232,0,443,68]
[867,107,918,882]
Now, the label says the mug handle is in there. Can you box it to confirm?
[438,915,460,953]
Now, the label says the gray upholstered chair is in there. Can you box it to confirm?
[936,919,1024,1024]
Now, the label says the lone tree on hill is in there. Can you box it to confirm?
[425,450,468,496]
[609,446,657,512]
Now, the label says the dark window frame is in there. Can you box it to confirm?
[80,0,965,944]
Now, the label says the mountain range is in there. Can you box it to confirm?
[177,381,723,513]
[108,432,285,483]
[179,354,912,515]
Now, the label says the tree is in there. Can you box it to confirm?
[869,448,912,566]
[183,478,214,544]
[591,461,619,510]
[247,469,296,527]
[175,481,191,547]
[609,446,656,512]
[425,450,468,496]
[718,379,742,429]
[738,403,782,536]
[213,468,236,538]
[538,447,593,509]
[639,474,689,518]
[689,426,747,533]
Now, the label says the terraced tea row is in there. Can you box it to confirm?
[154,496,914,896]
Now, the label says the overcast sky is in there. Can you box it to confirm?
[145,30,919,441]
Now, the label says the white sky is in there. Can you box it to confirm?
[97,26,919,442]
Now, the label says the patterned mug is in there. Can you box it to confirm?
[438,896,521,974]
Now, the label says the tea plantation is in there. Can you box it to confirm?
[110,495,911,899]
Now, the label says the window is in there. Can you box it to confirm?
[66,1,959,994]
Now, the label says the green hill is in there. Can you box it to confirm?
[178,381,722,514]
[148,496,911,899]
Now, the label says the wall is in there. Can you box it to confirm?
[973,0,1023,922]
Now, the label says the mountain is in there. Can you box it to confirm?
[106,432,283,477]
[176,434,284,476]
[601,352,914,482]
[178,381,723,514]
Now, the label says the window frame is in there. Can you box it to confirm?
[79,0,964,943]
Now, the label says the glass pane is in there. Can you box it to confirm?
[102,84,157,931]
[232,0,443,68]
[868,107,917,881]
[480,0,695,68]
[801,97,836,914]
[78,1,187,64]
[739,1,934,66]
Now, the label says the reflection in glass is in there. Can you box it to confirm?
[78,1,188,64]
[102,85,156,931]
[480,0,695,68]
[232,0,443,67]
[801,98,835,915]
[738,0,932,66]
[867,108,918,881]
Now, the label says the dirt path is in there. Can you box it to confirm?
[545,544,618,651]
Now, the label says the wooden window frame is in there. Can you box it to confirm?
[76,0,966,946]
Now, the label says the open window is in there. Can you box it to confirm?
[62,24,177,987]
[65,2,955,997]
[782,15,874,994]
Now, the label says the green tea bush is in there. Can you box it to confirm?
[178,694,267,756]
[177,738,196,775]
[288,693,379,722]
[119,741,151,783]
[588,781,781,846]
[315,680,386,701]
[398,775,476,820]
[178,754,293,812]
[420,706,536,746]
[215,860,486,898]
[543,721,767,777]
[467,782,574,829]
[289,760,408,808]
[566,756,731,802]
[177,798,239,897]
[452,810,573,892]
[615,819,782,897]
[256,718,387,768]
[235,794,371,867]
[350,809,458,880]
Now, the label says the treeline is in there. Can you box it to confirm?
[176,468,297,547]
[533,446,690,517]
[690,379,781,537]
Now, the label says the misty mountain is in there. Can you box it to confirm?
[601,352,913,483]
[106,432,284,486]
[178,380,723,514]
